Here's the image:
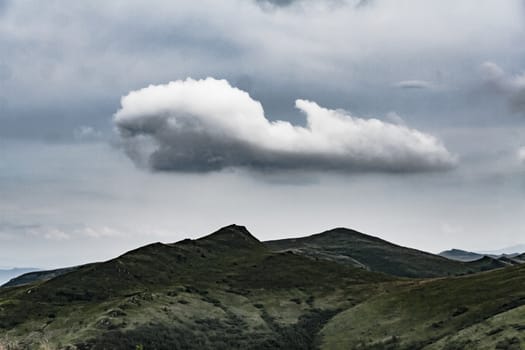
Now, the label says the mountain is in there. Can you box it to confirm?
[439,249,484,262]
[265,228,506,278]
[439,249,525,266]
[0,225,389,349]
[516,253,525,262]
[0,225,523,349]
[2,266,80,288]
[0,268,39,286]
[497,255,523,266]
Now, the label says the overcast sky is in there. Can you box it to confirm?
[1,0,525,268]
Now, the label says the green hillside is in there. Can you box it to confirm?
[265,228,506,278]
[320,264,525,349]
[2,267,81,288]
[0,269,40,287]
[0,225,391,349]
[0,225,522,349]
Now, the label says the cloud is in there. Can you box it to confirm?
[518,147,525,163]
[355,0,374,8]
[73,126,103,141]
[76,226,123,239]
[385,112,406,126]
[1,1,523,140]
[39,228,70,241]
[114,78,456,173]
[254,0,345,8]
[394,80,434,89]
[481,62,525,114]
[256,0,296,7]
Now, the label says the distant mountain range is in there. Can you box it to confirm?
[1,225,524,349]
[439,248,525,265]
[439,248,485,261]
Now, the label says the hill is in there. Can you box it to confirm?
[497,255,523,266]
[0,268,40,286]
[0,225,390,349]
[320,264,525,349]
[0,225,522,349]
[439,249,484,262]
[2,266,80,288]
[265,228,506,278]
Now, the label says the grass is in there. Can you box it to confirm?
[0,225,523,349]
[0,225,391,348]
[265,228,507,278]
[320,265,525,349]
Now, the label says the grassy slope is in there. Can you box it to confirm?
[0,269,40,287]
[265,228,506,278]
[2,267,80,288]
[320,264,525,350]
[0,225,392,349]
[1,225,522,349]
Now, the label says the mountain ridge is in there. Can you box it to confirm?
[1,224,524,349]
[265,227,508,278]
[4,225,516,289]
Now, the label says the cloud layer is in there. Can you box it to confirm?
[114,78,456,173]
[1,0,523,140]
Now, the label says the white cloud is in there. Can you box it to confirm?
[41,228,70,241]
[518,147,525,163]
[481,62,525,114]
[385,112,406,126]
[78,226,122,239]
[114,77,457,173]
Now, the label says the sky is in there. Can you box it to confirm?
[1,0,525,268]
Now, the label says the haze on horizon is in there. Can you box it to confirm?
[1,0,525,269]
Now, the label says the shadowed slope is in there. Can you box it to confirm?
[0,225,391,349]
[2,266,81,288]
[265,228,506,278]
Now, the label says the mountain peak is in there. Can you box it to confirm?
[314,227,388,243]
[198,224,264,250]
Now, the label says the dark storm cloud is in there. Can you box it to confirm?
[113,78,456,173]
